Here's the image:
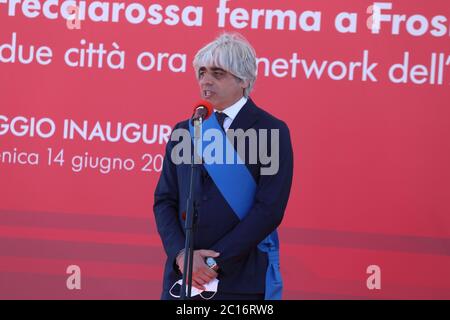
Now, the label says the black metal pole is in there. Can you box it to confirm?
[181,119,201,300]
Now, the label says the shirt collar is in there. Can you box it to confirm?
[214,96,248,121]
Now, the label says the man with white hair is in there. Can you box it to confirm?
[154,33,293,300]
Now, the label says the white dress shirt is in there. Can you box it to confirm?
[214,96,248,131]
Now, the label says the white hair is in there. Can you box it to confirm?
[193,32,257,98]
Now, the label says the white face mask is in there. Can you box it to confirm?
[169,278,219,300]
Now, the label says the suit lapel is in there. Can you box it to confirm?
[228,98,259,131]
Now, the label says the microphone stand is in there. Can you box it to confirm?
[180,117,202,300]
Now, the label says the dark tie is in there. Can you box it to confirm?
[215,111,228,131]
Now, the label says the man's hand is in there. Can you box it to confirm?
[176,249,220,291]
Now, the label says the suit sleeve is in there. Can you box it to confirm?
[210,122,294,273]
[153,123,185,272]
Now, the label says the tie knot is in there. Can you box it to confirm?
[215,111,228,129]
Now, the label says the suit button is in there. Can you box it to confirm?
[203,196,208,201]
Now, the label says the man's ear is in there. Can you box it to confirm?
[240,78,250,89]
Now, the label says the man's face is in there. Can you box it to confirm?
[198,66,248,111]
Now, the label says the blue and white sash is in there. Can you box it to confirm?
[189,115,282,300]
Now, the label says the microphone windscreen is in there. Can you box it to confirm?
[192,100,213,121]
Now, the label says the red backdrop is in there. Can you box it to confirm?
[1,0,449,299]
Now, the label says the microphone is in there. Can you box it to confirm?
[192,100,213,125]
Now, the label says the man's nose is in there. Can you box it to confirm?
[199,73,214,85]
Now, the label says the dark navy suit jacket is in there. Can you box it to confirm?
[153,98,293,298]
